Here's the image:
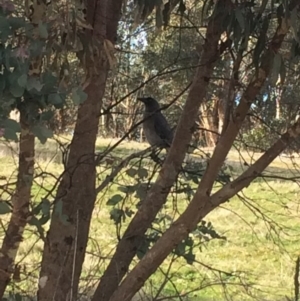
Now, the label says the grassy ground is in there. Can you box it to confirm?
[0,137,300,300]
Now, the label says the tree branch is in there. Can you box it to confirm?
[108,2,299,300]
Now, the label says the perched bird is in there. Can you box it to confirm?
[137,97,173,148]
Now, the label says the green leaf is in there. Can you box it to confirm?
[253,17,268,68]
[10,84,24,97]
[106,194,123,206]
[136,238,150,259]
[184,250,195,265]
[0,202,11,214]
[39,214,50,225]
[38,21,48,39]
[0,74,5,92]
[41,198,50,215]
[155,2,163,29]
[235,8,245,32]
[27,76,44,92]
[0,16,11,41]
[126,168,137,177]
[175,241,186,256]
[117,185,136,194]
[40,110,54,121]
[137,168,148,179]
[54,199,69,225]
[41,71,58,93]
[109,208,123,224]
[135,184,148,200]
[72,87,87,105]
[28,216,45,235]
[48,93,62,106]
[15,292,23,301]
[125,207,134,217]
[8,16,26,29]
[3,128,18,141]
[2,118,21,132]
[32,125,53,144]
[29,39,45,56]
[17,74,28,88]
[290,7,300,43]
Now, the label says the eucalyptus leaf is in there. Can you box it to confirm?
[72,87,87,105]
[3,128,18,141]
[10,84,24,98]
[137,168,148,178]
[32,125,53,144]
[48,93,62,106]
[0,16,11,41]
[235,8,245,32]
[54,199,69,225]
[109,208,123,224]
[41,198,51,215]
[106,194,123,206]
[0,74,5,92]
[0,202,11,214]
[27,76,44,92]
[17,74,28,88]
[3,118,21,132]
[15,293,22,301]
[8,16,26,29]
[126,168,137,177]
[38,21,48,39]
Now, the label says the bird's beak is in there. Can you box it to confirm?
[137,97,146,102]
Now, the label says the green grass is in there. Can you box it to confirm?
[1,137,300,300]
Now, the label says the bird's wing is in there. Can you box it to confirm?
[154,113,173,146]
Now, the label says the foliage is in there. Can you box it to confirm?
[0,0,87,142]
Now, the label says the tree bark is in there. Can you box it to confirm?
[37,1,123,300]
[108,8,295,301]
[0,111,35,298]
[200,100,219,147]
[92,1,232,300]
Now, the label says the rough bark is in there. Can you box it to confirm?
[92,1,232,301]
[37,1,123,300]
[0,111,35,298]
[108,8,296,301]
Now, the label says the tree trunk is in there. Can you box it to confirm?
[37,1,123,300]
[200,100,219,147]
[0,111,35,298]
[91,1,231,300]
[275,86,283,120]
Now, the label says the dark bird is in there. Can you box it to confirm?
[137,97,173,148]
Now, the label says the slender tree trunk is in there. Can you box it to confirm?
[200,98,219,147]
[37,1,123,300]
[275,86,283,120]
[0,111,35,298]
[91,2,231,300]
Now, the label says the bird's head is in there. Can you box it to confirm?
[137,97,160,112]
